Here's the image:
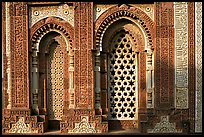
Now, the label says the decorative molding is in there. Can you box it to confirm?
[147,116,182,133]
[68,116,96,133]
[29,4,74,28]
[174,2,188,109]
[9,117,38,133]
[195,2,202,133]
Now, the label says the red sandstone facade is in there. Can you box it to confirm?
[2,2,202,134]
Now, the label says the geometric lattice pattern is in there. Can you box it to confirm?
[108,31,137,120]
[47,42,64,120]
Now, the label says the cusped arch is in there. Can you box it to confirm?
[102,18,145,53]
[95,4,154,51]
[29,16,74,54]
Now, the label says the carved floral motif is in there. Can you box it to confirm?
[147,116,182,133]
[68,116,96,133]
[9,117,38,133]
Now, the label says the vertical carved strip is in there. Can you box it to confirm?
[69,55,75,108]
[10,3,29,108]
[32,49,39,113]
[146,51,154,108]
[188,2,195,132]
[195,2,202,133]
[168,7,175,108]
[74,2,93,108]
[155,2,160,108]
[87,2,94,109]
[5,2,12,109]
[79,2,88,108]
[74,2,81,108]
[94,51,101,109]
[174,2,188,109]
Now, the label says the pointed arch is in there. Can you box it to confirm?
[94,4,154,51]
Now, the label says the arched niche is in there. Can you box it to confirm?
[29,17,75,130]
[93,6,154,131]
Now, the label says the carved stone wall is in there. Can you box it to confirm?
[2,2,201,134]
[195,2,202,133]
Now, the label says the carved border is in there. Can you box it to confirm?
[188,2,195,132]
[195,2,202,133]
[174,2,188,109]
[74,2,94,109]
[8,2,29,108]
[155,2,174,109]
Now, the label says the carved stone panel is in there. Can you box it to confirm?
[174,2,188,109]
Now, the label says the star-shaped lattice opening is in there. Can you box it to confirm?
[120,96,125,102]
[120,107,125,113]
[120,64,124,70]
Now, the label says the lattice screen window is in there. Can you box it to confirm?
[47,42,64,120]
[108,31,137,120]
